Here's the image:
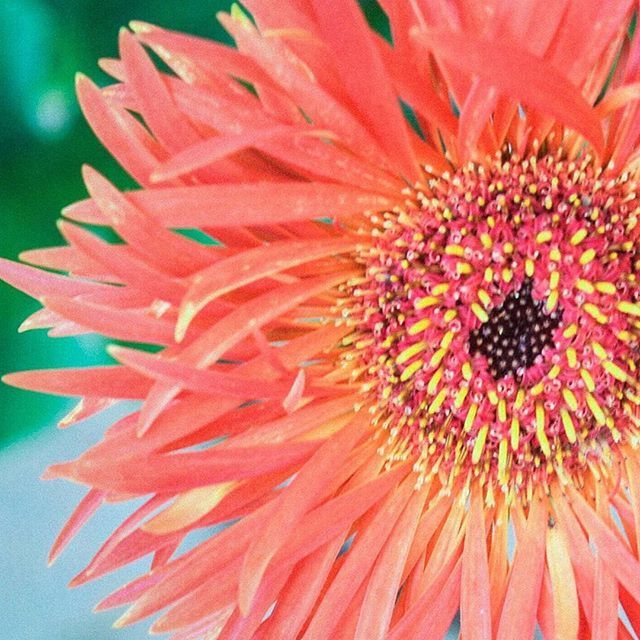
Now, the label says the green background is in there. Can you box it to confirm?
[0,0,387,447]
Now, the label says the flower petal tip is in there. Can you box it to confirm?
[174,303,197,342]
[129,20,153,35]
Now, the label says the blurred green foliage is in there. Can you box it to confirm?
[0,0,386,446]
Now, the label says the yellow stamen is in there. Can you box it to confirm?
[408,318,430,336]
[498,398,507,422]
[464,403,479,433]
[400,359,423,382]
[477,289,492,307]
[480,233,493,249]
[546,290,559,312]
[440,331,454,350]
[525,259,535,277]
[510,416,520,450]
[472,425,489,464]
[586,392,606,426]
[427,367,443,395]
[580,369,595,392]
[514,388,525,410]
[396,341,427,365]
[498,438,509,483]
[591,341,608,360]
[429,348,447,368]
[432,283,450,296]
[560,408,577,443]
[576,279,594,294]
[536,230,553,243]
[454,385,469,409]
[603,361,628,383]
[562,388,578,412]
[618,301,640,317]
[445,244,465,257]
[579,248,596,265]
[535,403,551,457]
[428,388,448,414]
[595,281,617,295]
[570,228,587,245]
[471,303,489,323]
[415,296,439,310]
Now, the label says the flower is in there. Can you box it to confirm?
[4,1,640,638]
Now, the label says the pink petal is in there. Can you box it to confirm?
[308,0,419,180]
[416,29,605,155]
[238,412,371,614]
[62,182,391,228]
[48,489,105,565]
[177,237,357,340]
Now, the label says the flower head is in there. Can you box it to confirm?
[3,1,640,639]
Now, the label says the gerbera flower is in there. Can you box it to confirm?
[5,0,640,638]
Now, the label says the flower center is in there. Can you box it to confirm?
[344,151,640,496]
[468,279,563,380]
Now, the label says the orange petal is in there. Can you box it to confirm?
[75,73,161,185]
[460,490,492,640]
[62,182,392,228]
[546,517,580,640]
[238,412,371,614]
[417,29,605,156]
[177,237,357,340]
[568,485,640,605]
[48,489,105,565]
[496,496,547,640]
[354,488,427,640]
[119,28,200,153]
[81,165,214,275]
[3,366,151,399]
[301,473,415,639]
[42,296,175,345]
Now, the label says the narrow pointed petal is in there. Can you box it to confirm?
[76,73,162,185]
[42,297,175,345]
[119,28,201,152]
[308,0,419,180]
[301,473,415,639]
[62,182,393,228]
[496,497,547,640]
[177,237,357,340]
[238,412,370,614]
[460,490,492,640]
[48,489,105,565]
[81,165,214,275]
[568,485,640,604]
[139,272,351,434]
[3,366,151,399]
[354,488,427,640]
[0,257,113,299]
[545,519,579,640]
[417,30,605,156]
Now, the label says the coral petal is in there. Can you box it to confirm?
[418,30,605,155]
[48,489,105,565]
[460,490,492,640]
[568,485,640,604]
[545,520,579,640]
[61,183,393,228]
[496,497,547,640]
